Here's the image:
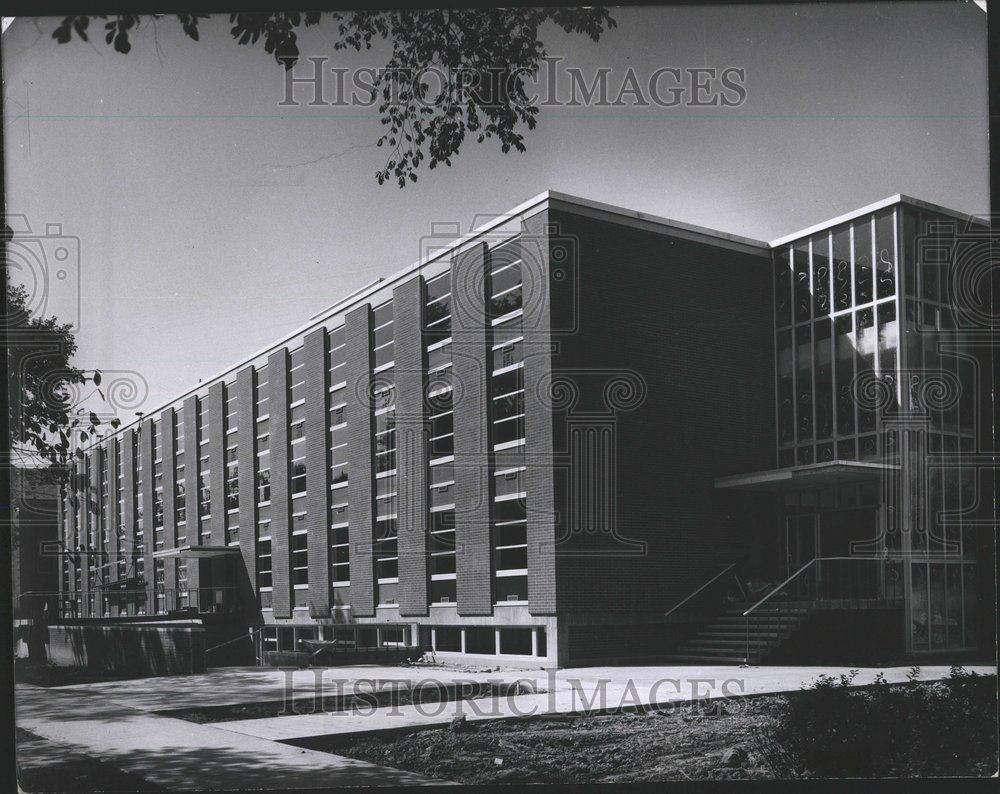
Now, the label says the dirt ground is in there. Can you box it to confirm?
[321,697,784,783]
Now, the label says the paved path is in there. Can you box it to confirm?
[17,662,995,788]
[209,664,997,742]
[15,683,445,789]
[47,664,544,712]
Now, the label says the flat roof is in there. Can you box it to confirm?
[75,190,771,450]
[768,194,989,248]
[74,189,980,453]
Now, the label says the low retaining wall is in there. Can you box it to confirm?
[266,645,421,668]
[27,621,206,677]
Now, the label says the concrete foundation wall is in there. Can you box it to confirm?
[26,622,207,677]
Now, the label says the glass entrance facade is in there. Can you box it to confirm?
[772,199,984,654]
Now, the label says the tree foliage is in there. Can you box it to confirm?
[6,278,114,476]
[51,9,617,187]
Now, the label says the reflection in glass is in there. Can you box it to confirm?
[811,234,830,316]
[794,240,810,322]
[854,216,873,304]
[856,307,876,432]
[963,564,977,645]
[834,315,855,436]
[875,210,896,299]
[903,209,917,296]
[929,563,946,649]
[814,319,833,439]
[911,562,928,650]
[774,247,791,327]
[777,329,794,446]
[877,302,898,415]
[832,225,852,311]
[795,324,812,441]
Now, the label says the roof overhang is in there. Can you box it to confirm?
[152,545,241,559]
[714,460,899,492]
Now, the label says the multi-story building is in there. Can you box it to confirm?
[57,191,995,667]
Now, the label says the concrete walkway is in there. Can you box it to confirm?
[46,664,538,712]
[210,664,997,742]
[17,662,995,788]
[15,683,445,789]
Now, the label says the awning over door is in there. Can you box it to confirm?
[152,545,241,559]
[714,460,899,492]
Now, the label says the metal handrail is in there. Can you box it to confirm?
[741,555,884,617]
[664,562,738,619]
[741,554,898,665]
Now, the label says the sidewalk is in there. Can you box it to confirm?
[209,664,997,743]
[15,683,445,789]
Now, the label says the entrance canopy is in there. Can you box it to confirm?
[714,460,898,493]
[152,545,241,559]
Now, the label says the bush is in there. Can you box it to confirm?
[751,666,998,778]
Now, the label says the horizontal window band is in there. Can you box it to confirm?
[495,568,528,577]
[495,491,527,503]
[491,335,524,351]
[491,308,523,327]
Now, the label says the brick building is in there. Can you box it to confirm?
[57,191,994,667]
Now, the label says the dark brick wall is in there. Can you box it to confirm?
[139,418,155,608]
[451,242,493,616]
[393,276,430,617]
[520,214,558,616]
[41,622,207,676]
[236,366,257,606]
[84,453,97,613]
[545,209,775,620]
[161,410,176,598]
[208,381,226,546]
[106,438,119,576]
[304,328,331,617]
[122,428,136,588]
[345,305,375,617]
[268,348,292,619]
[181,397,199,592]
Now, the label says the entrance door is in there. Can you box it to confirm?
[785,514,818,597]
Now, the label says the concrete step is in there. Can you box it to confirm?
[710,615,805,628]
[701,630,788,640]
[689,638,777,649]
[665,654,756,665]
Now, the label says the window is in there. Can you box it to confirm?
[499,628,533,656]
[257,536,272,589]
[372,300,394,368]
[489,251,522,319]
[291,530,308,586]
[289,347,305,405]
[465,627,496,655]
[329,326,347,387]
[197,397,209,446]
[225,383,238,434]
[425,271,451,340]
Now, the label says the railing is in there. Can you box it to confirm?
[742,556,905,663]
[663,559,748,648]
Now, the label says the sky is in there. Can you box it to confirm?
[2,3,989,420]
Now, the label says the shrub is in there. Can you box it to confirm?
[750,666,998,778]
